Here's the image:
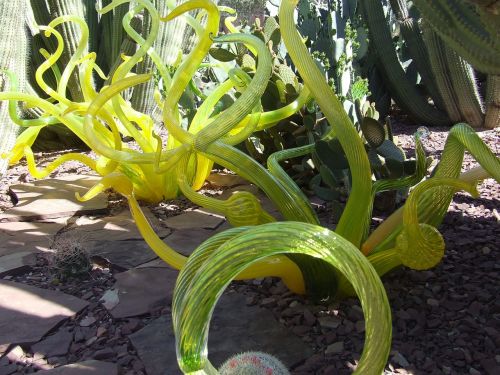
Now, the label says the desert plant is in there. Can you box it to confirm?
[169,1,499,373]
[218,351,289,375]
[0,0,29,175]
[48,235,92,279]
[1,1,499,373]
[360,0,499,128]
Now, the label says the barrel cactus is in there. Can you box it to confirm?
[219,351,290,375]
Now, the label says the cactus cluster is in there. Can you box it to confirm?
[360,0,499,129]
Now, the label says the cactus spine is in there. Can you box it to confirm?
[485,75,500,129]
[360,0,451,126]
[219,351,290,375]
[412,0,500,75]
[388,0,446,111]
[0,0,29,175]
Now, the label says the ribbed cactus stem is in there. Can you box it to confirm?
[485,75,500,129]
[106,16,142,87]
[46,0,88,102]
[360,0,450,126]
[422,26,462,124]
[0,0,29,176]
[412,0,500,74]
[83,0,99,54]
[444,47,485,128]
[130,5,158,116]
[389,0,446,111]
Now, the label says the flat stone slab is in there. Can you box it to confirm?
[136,258,170,269]
[0,251,37,277]
[162,210,224,230]
[0,280,88,346]
[130,292,313,375]
[87,240,159,270]
[0,175,108,222]
[69,208,170,241]
[37,360,117,374]
[164,228,215,256]
[0,220,66,257]
[105,267,178,318]
[31,328,73,358]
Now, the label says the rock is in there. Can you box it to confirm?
[0,175,108,222]
[426,298,440,307]
[79,316,96,327]
[482,246,491,255]
[0,364,17,375]
[0,220,66,257]
[92,347,115,360]
[162,210,224,230]
[163,228,215,256]
[480,358,500,375]
[302,309,317,326]
[106,267,178,318]
[6,345,25,362]
[318,316,341,329]
[70,208,170,242]
[325,341,344,354]
[130,293,313,375]
[37,360,117,374]
[99,289,119,310]
[87,240,158,270]
[0,280,88,346]
[121,319,143,335]
[31,329,74,358]
[392,351,410,367]
[0,251,37,277]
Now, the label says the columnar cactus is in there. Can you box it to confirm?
[0,0,29,175]
[361,0,498,129]
[412,0,500,75]
[359,0,451,126]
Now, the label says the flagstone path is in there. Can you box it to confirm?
[0,174,313,374]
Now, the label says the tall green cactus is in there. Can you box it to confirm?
[0,0,29,175]
[360,0,451,126]
[485,75,500,129]
[412,0,500,75]
[361,0,498,129]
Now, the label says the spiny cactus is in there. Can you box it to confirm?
[48,235,92,279]
[219,351,290,375]
[423,25,485,129]
[359,0,451,126]
[412,0,500,75]
[0,0,29,176]
[485,75,500,129]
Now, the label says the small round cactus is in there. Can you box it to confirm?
[219,351,290,375]
[48,235,91,279]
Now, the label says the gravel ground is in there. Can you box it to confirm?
[0,123,498,374]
